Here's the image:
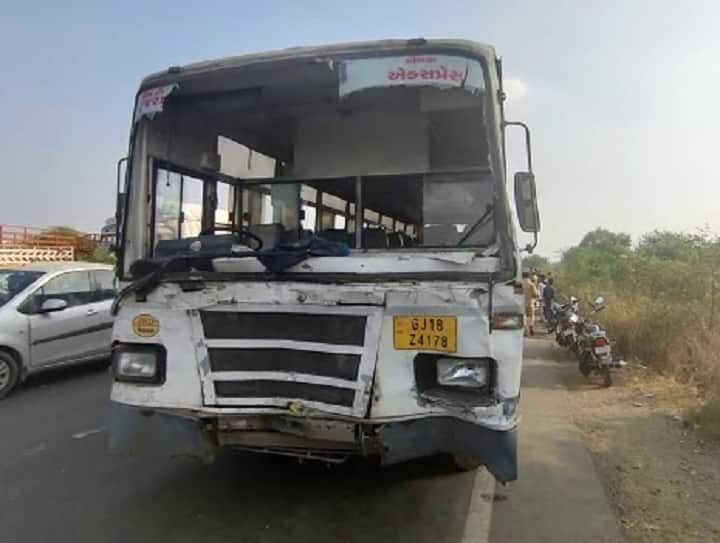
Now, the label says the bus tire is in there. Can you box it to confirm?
[450,453,483,471]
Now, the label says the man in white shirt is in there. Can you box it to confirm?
[537,274,547,321]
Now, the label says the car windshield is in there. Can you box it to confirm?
[0,270,44,308]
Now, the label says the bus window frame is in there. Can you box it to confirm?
[148,158,494,255]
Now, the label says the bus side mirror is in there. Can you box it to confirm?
[115,157,128,257]
[514,172,540,233]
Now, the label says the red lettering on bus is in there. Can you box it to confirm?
[384,63,466,84]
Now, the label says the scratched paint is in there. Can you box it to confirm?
[213,251,499,274]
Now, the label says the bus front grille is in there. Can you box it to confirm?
[199,310,376,414]
[208,348,362,380]
[200,311,367,345]
[214,380,356,407]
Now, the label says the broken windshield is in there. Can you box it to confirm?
[136,50,502,257]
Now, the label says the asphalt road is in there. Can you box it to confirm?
[0,341,622,543]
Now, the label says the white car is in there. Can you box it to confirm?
[0,262,116,399]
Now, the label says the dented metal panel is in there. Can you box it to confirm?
[111,279,521,438]
[212,252,500,275]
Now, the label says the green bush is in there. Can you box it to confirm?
[551,228,720,392]
[88,244,116,265]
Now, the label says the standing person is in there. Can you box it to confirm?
[522,271,538,336]
[543,277,556,322]
[537,274,547,321]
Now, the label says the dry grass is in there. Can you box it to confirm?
[599,300,720,437]
[557,276,720,440]
[688,395,720,441]
[545,229,720,439]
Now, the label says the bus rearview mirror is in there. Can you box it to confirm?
[514,172,540,233]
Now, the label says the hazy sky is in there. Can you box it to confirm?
[1,0,718,258]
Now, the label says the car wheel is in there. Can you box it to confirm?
[0,352,20,400]
[450,453,483,471]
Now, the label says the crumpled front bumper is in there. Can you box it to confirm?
[379,417,517,482]
[109,404,518,482]
[109,404,216,462]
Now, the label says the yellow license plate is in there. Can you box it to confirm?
[393,315,457,353]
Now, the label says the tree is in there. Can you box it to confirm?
[578,228,631,251]
[522,254,550,271]
[558,228,634,288]
[637,230,699,261]
[88,244,116,265]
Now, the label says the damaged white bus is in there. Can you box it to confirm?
[110,39,539,482]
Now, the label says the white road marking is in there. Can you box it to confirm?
[23,443,47,457]
[71,427,106,440]
[462,468,496,543]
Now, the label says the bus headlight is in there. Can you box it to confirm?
[112,344,166,384]
[437,358,490,388]
[493,313,524,330]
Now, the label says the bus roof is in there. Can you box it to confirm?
[139,38,497,91]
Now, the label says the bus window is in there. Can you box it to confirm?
[364,209,380,225]
[152,167,207,246]
[301,205,316,231]
[154,170,182,242]
[236,177,357,246]
[261,193,273,224]
[361,172,494,248]
[216,181,234,227]
[180,176,204,238]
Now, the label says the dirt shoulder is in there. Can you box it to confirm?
[547,342,720,543]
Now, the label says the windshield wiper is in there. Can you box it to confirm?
[111,251,256,315]
[112,234,351,314]
[457,204,494,246]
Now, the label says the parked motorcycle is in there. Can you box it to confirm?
[546,300,562,333]
[575,296,624,386]
[554,297,581,351]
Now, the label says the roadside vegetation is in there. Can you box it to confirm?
[529,228,720,437]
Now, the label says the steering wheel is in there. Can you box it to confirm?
[200,225,264,251]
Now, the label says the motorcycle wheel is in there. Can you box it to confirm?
[602,366,612,387]
[579,352,592,377]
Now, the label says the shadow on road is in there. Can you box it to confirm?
[104,451,475,543]
[522,338,612,393]
[19,359,110,390]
